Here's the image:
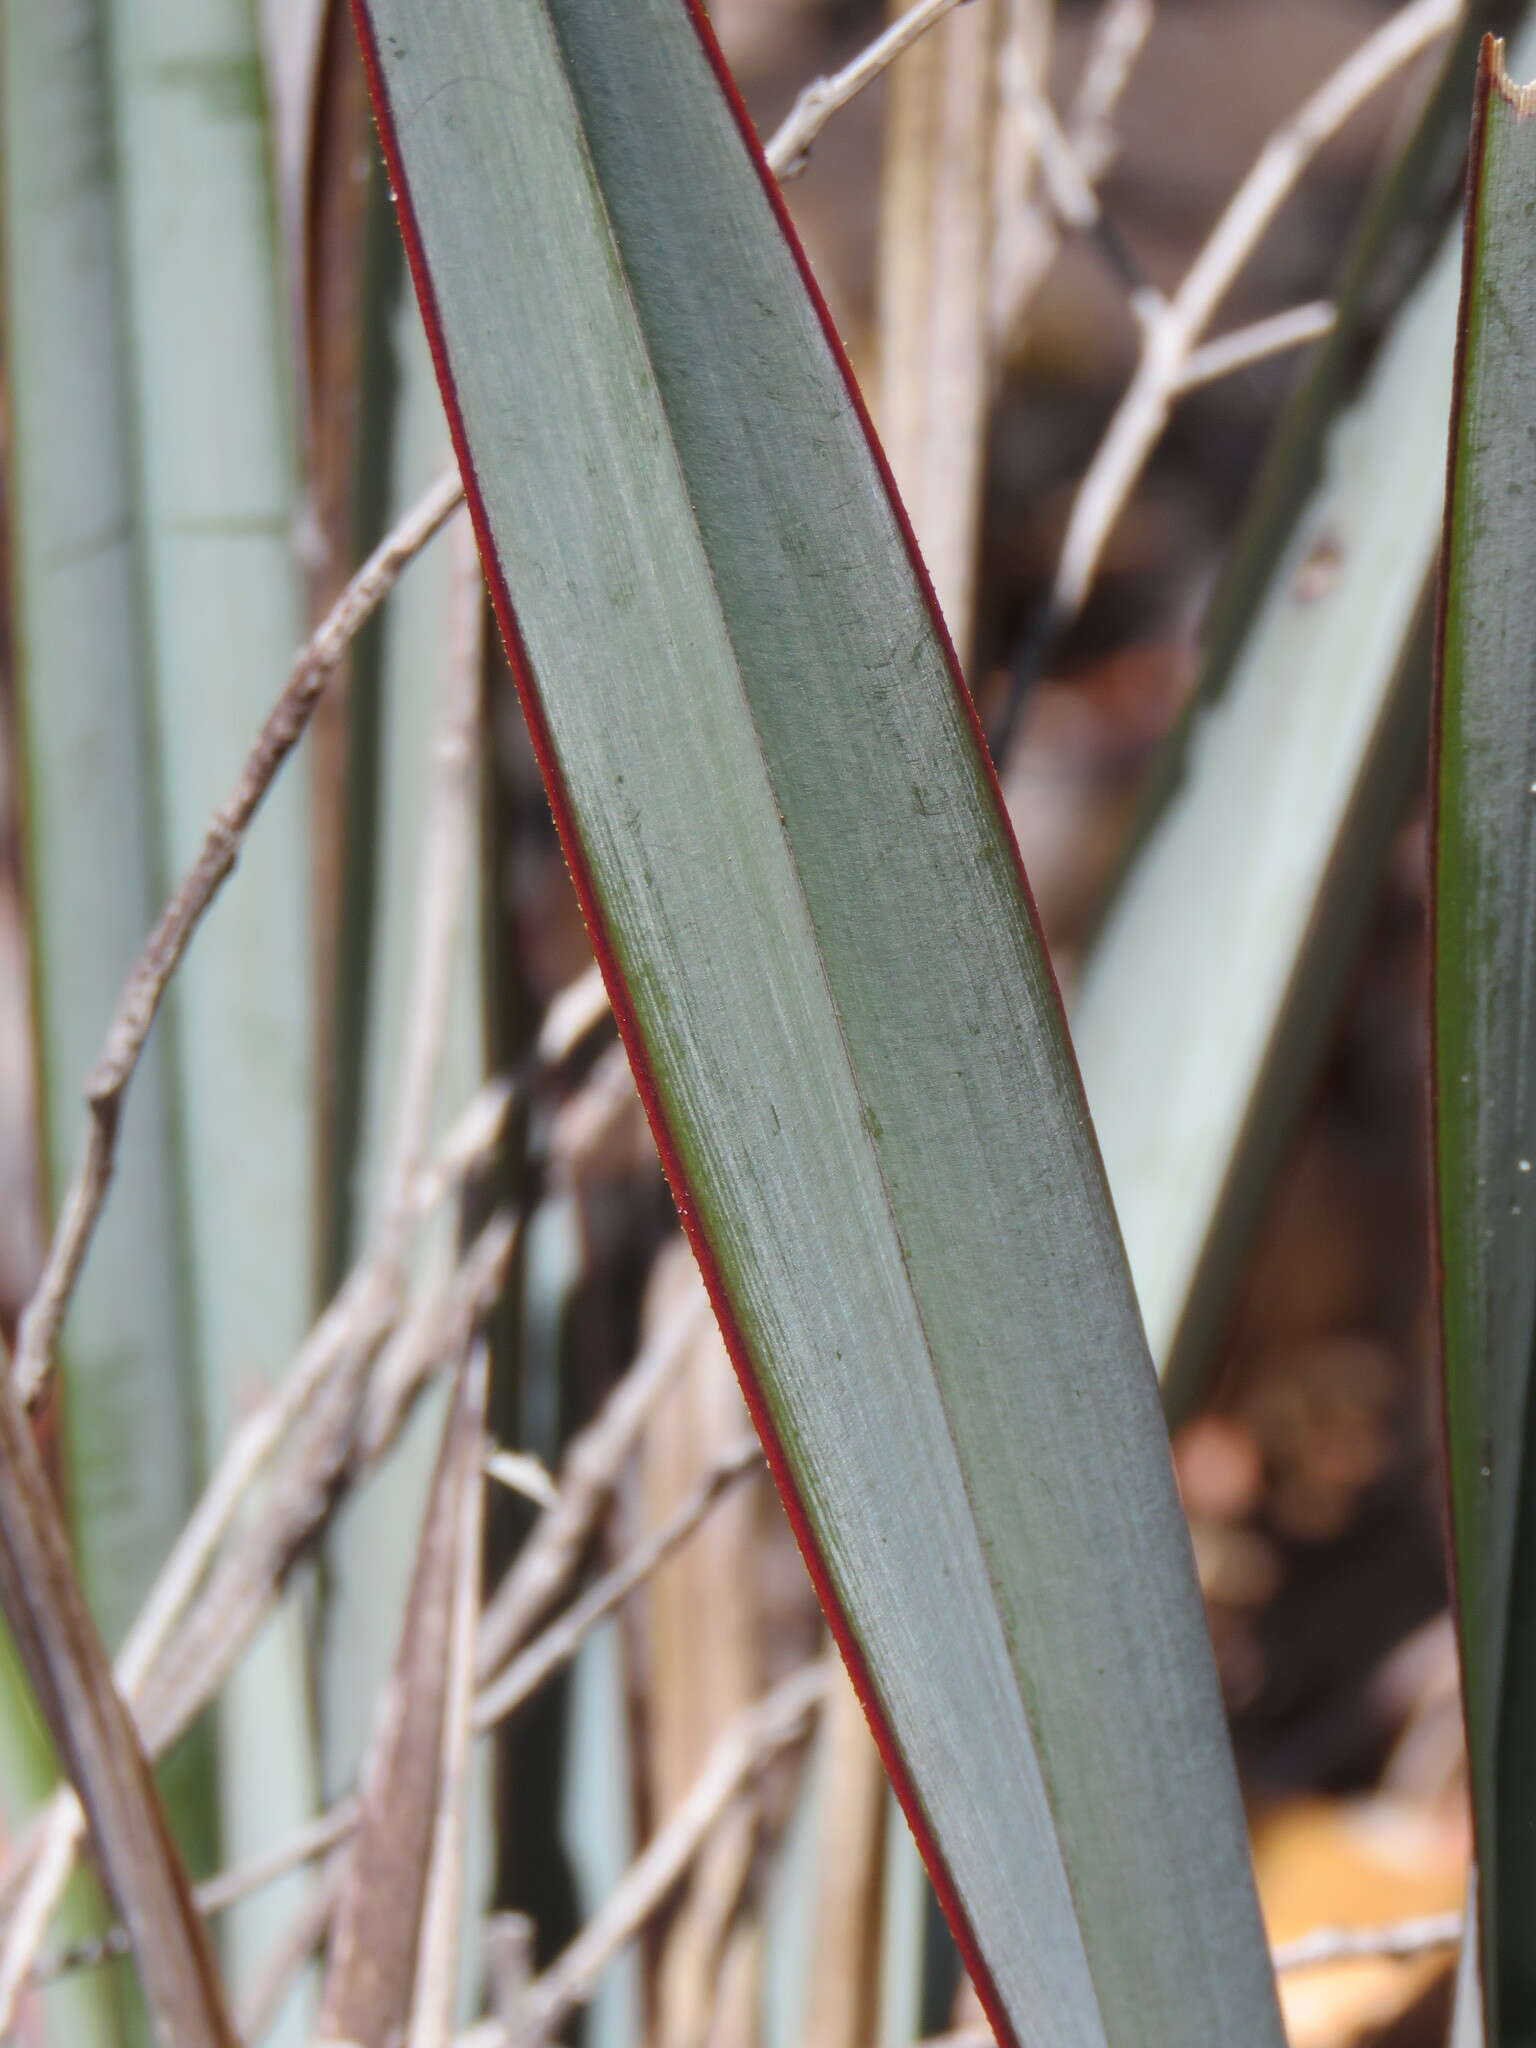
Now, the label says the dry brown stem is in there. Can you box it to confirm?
[0,1339,236,2044]
[475,1434,762,1734]
[461,1662,830,2048]
[12,469,465,1405]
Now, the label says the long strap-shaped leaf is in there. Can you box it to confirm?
[351,5,1284,2041]
[104,1,320,2019]
[1073,9,1530,1413]
[1434,35,1536,2042]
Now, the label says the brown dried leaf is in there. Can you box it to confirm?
[0,1338,235,2046]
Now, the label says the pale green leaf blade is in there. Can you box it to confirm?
[104,0,319,2022]
[1,5,209,2036]
[1070,12,1536,1414]
[1075,236,1453,1403]
[2,0,197,1700]
[352,4,1285,2041]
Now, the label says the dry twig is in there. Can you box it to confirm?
[1071,0,1156,174]
[141,1212,515,1759]
[1051,0,1458,622]
[461,1661,830,2048]
[0,1206,513,2027]
[990,0,1153,346]
[28,1300,743,1994]
[475,1434,763,1732]
[1270,1909,1462,1973]
[1176,299,1337,393]
[237,1857,346,2046]
[12,470,464,1405]
[475,1278,711,1678]
[916,1910,1467,2048]
[766,0,974,178]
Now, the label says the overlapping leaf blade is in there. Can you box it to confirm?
[1434,35,1536,2041]
[7,0,322,2027]
[1,6,210,2036]
[1073,10,1536,1413]
[350,3,1284,2041]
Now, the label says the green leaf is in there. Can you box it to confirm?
[7,0,321,2023]
[1434,34,1536,2041]
[2,0,197,1718]
[1072,11,1533,1415]
[1,5,208,2037]
[351,3,1285,2040]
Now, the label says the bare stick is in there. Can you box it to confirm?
[27,1290,732,1997]
[408,1346,489,2048]
[320,1347,488,2048]
[475,1434,762,1732]
[990,0,1151,348]
[120,1075,511,1708]
[535,960,611,1068]
[13,468,466,1403]
[475,1277,711,1678]
[30,1415,762,2012]
[483,1446,560,1511]
[1070,0,1155,178]
[0,1208,512,2027]
[766,0,974,178]
[916,1910,1467,2046]
[140,1213,515,1760]
[1051,0,1457,622]
[38,1803,360,1982]
[485,1915,536,2041]
[1271,1909,1462,1974]
[463,1662,829,2048]
[1174,299,1336,393]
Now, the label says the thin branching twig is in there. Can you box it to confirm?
[475,1279,711,1678]
[1051,0,1458,623]
[990,0,1152,347]
[0,1203,514,2024]
[1176,299,1337,393]
[1271,1909,1463,1973]
[12,468,466,1404]
[29,1295,741,1989]
[917,1909,1466,2047]
[766,0,974,178]
[460,1661,831,2048]
[474,1434,762,1732]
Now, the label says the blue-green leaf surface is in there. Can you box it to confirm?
[1434,36,1536,2042]
[351,4,1285,2041]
